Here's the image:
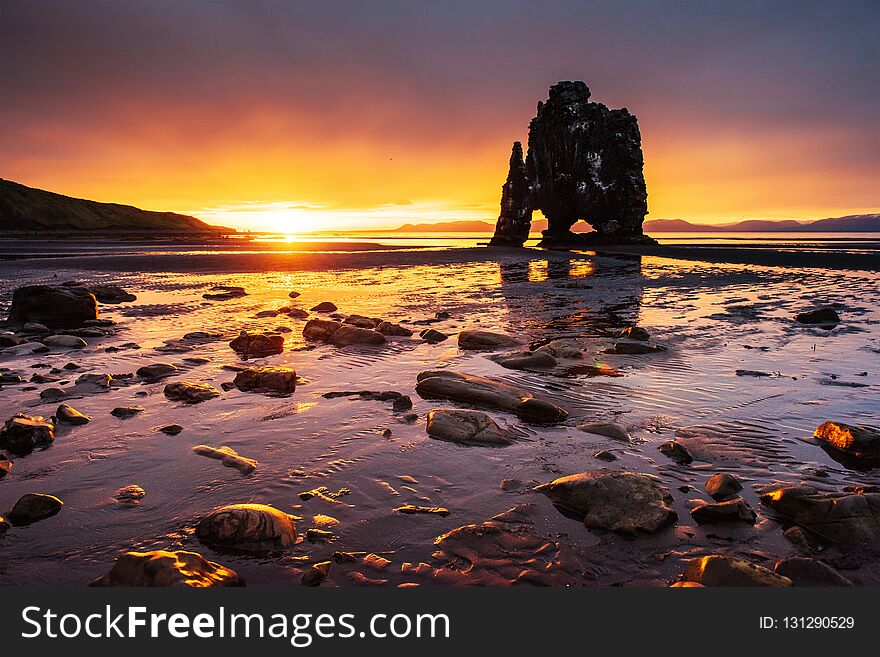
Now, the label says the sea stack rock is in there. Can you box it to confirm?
[489,81,655,248]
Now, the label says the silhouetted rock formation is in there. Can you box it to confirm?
[490,81,655,247]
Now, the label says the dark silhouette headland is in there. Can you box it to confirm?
[490,81,656,248]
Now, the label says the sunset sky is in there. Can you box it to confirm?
[2,0,878,232]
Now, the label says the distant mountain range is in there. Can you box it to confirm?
[0,178,223,234]
[391,214,880,233]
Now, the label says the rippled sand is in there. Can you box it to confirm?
[1,247,878,586]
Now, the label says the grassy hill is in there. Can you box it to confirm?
[0,178,224,234]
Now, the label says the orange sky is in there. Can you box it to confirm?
[2,1,878,232]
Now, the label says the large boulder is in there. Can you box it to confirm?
[7,493,63,525]
[415,370,567,423]
[458,330,521,350]
[229,331,284,357]
[683,555,791,587]
[0,414,55,455]
[8,285,98,328]
[761,486,880,546]
[233,366,297,393]
[90,550,244,587]
[195,503,297,553]
[814,421,880,462]
[426,409,512,446]
[164,381,221,404]
[535,471,677,535]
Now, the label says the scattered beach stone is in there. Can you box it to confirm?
[794,306,840,325]
[164,381,221,403]
[3,342,49,355]
[578,422,631,442]
[91,550,244,587]
[192,445,257,475]
[306,529,334,543]
[40,387,68,401]
[0,372,23,384]
[76,372,112,388]
[329,324,386,346]
[619,326,650,341]
[814,421,880,462]
[344,314,382,329]
[593,450,617,462]
[426,409,512,446]
[55,403,90,425]
[203,285,247,301]
[458,330,521,350]
[90,284,137,304]
[136,363,179,380]
[419,328,448,343]
[0,333,21,348]
[735,369,774,377]
[254,310,279,318]
[233,366,297,394]
[682,556,791,587]
[299,486,351,503]
[301,561,331,586]
[761,485,880,546]
[690,498,757,524]
[288,308,309,319]
[7,493,63,525]
[773,557,853,587]
[659,440,694,464]
[111,406,144,419]
[8,285,98,328]
[535,471,677,535]
[608,342,667,355]
[706,473,743,500]
[375,321,413,336]
[0,414,55,454]
[302,318,342,341]
[43,334,88,349]
[490,349,557,370]
[392,396,413,412]
[22,322,50,334]
[416,370,567,423]
[113,485,146,505]
[196,503,297,553]
[229,330,284,357]
[395,505,450,517]
[310,302,338,313]
[159,424,184,435]
[0,515,8,533]
[288,291,301,299]
[0,452,12,479]
[536,339,583,359]
[500,479,522,492]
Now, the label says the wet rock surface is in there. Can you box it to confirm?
[91,550,244,587]
[795,305,841,325]
[229,331,284,357]
[682,555,791,587]
[426,409,512,446]
[233,366,297,394]
[690,498,757,524]
[535,471,677,535]
[490,349,556,370]
[164,381,221,403]
[7,493,63,525]
[814,421,880,463]
[0,414,55,455]
[192,445,257,474]
[55,403,90,425]
[8,285,98,328]
[196,503,297,553]
[458,330,521,350]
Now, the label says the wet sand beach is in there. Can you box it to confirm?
[1,243,879,586]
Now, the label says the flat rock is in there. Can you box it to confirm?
[772,557,853,587]
[164,381,221,404]
[7,493,63,525]
[113,485,146,504]
[706,473,743,500]
[376,321,413,336]
[90,284,137,304]
[8,285,98,328]
[193,445,257,474]
[159,424,184,435]
[609,342,667,355]
[343,314,382,329]
[233,366,297,393]
[91,550,244,587]
[229,331,284,357]
[458,330,521,350]
[55,403,90,425]
[196,503,297,553]
[690,498,757,524]
[536,339,583,359]
[395,505,450,516]
[535,471,677,535]
[202,285,247,301]
[426,409,512,446]
[577,422,631,442]
[761,486,880,546]
[111,406,145,419]
[683,555,791,587]
[136,363,179,380]
[0,414,55,454]
[43,335,88,349]
[415,370,567,423]
[490,349,557,370]
[1,342,48,355]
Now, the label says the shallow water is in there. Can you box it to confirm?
[0,248,878,586]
